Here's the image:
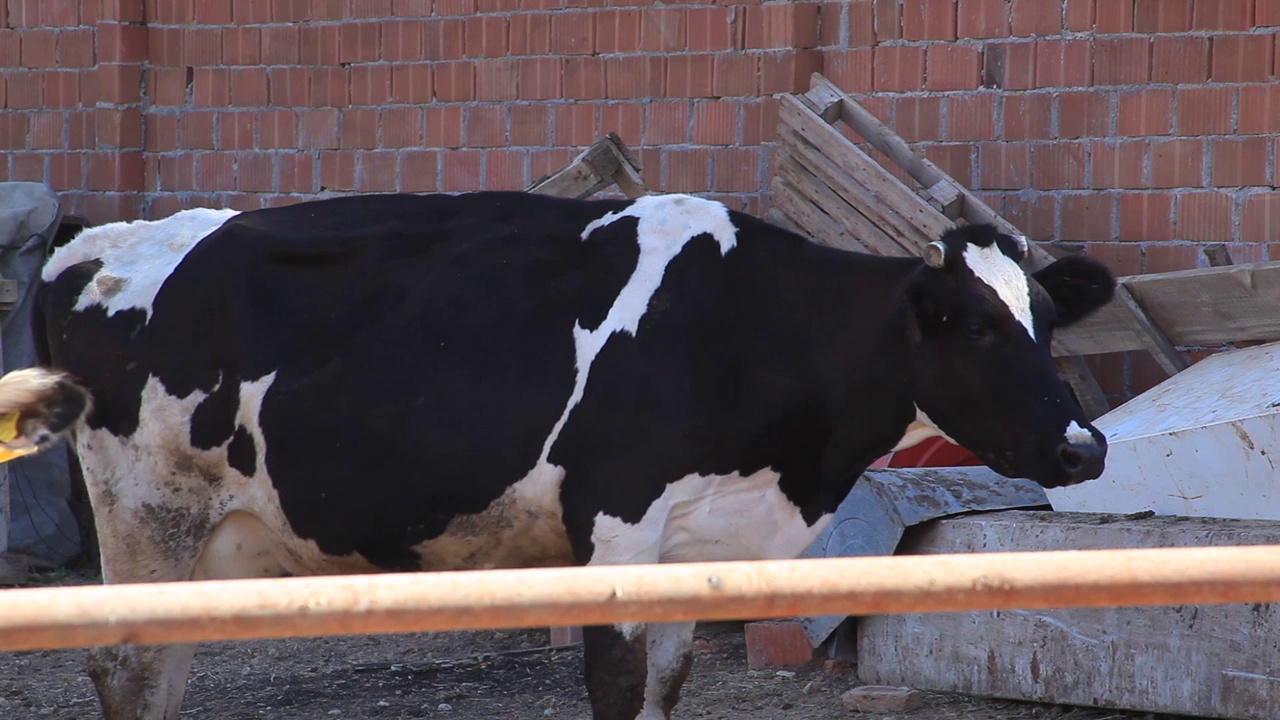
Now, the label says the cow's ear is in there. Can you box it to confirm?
[1032,255,1116,327]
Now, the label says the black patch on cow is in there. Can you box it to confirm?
[575,216,640,332]
[226,425,257,478]
[190,377,241,451]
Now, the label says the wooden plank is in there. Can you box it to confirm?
[1054,261,1280,356]
[774,153,903,256]
[925,179,963,219]
[859,510,1280,720]
[763,207,800,234]
[527,140,622,199]
[805,74,1031,250]
[770,176,872,254]
[778,94,953,251]
[1114,284,1189,375]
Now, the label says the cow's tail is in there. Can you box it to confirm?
[0,368,91,463]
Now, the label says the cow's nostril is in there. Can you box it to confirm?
[1058,444,1084,472]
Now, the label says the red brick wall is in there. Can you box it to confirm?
[4,0,1280,399]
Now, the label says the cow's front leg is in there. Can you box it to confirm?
[641,621,696,719]
[583,624,648,720]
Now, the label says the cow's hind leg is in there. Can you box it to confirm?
[583,624,648,720]
[641,622,696,719]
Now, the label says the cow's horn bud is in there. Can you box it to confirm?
[923,241,946,268]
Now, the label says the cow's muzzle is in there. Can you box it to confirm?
[1054,438,1106,485]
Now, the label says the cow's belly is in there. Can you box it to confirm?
[590,469,833,566]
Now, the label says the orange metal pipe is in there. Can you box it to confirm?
[2,546,1280,652]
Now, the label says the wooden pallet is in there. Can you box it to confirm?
[527,132,648,200]
[773,74,1205,418]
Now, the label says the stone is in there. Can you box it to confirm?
[841,686,922,713]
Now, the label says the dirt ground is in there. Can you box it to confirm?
[1,569,1187,720]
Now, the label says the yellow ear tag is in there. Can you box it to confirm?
[0,412,20,444]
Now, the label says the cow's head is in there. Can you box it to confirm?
[903,224,1115,488]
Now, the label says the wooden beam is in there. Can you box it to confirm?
[1114,284,1189,376]
[6,547,1280,651]
[527,134,648,200]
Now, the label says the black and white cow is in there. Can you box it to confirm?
[0,192,1114,720]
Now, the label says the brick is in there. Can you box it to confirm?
[1260,1,1280,25]
[1010,0,1059,35]
[9,153,44,182]
[44,70,79,108]
[645,101,688,145]
[220,27,260,66]
[1211,137,1269,187]
[549,12,592,55]
[508,104,550,146]
[390,64,433,104]
[982,41,1034,89]
[382,21,425,61]
[926,44,980,90]
[319,150,358,191]
[464,15,508,58]
[340,108,380,150]
[1118,192,1173,240]
[183,27,222,66]
[1094,0,1134,31]
[553,103,597,146]
[145,113,179,151]
[923,144,974,184]
[342,22,382,64]
[192,68,230,108]
[1001,192,1054,238]
[903,0,958,40]
[1151,138,1204,188]
[818,2,843,47]
[874,45,926,91]
[1191,0,1252,30]
[231,0,272,23]
[1094,37,1150,85]
[666,53,715,98]
[99,106,144,148]
[156,153,194,192]
[181,112,217,150]
[236,152,273,193]
[1065,0,1095,29]
[425,106,464,148]
[1033,142,1086,189]
[641,8,687,51]
[1212,34,1274,83]
[259,110,299,149]
[895,96,943,142]
[1240,84,1280,134]
[1175,191,1234,241]
[435,61,476,102]
[1003,93,1052,140]
[686,7,735,51]
[20,29,57,67]
[485,149,528,191]
[599,103,642,146]
[1057,91,1110,138]
[1175,87,1234,136]
[298,109,340,149]
[745,621,817,670]
[30,112,62,150]
[312,67,351,107]
[745,4,821,49]
[260,25,300,65]
[41,0,79,26]
[958,0,1011,38]
[352,65,393,107]
[1241,193,1280,241]
[874,0,903,40]
[515,57,559,100]
[743,98,780,146]
[761,50,823,94]
[5,70,42,108]
[978,142,1030,189]
[193,122,236,162]
[713,53,761,97]
[48,154,84,190]
[1061,193,1115,241]
[98,23,148,63]
[842,686,923,714]
[594,10,640,54]
[1151,36,1209,84]
[227,67,267,106]
[1117,89,1172,136]
[463,105,506,148]
[693,100,738,145]
[300,25,341,65]
[425,18,466,60]
[56,29,94,68]
[1035,39,1091,87]
[87,152,144,192]
[605,56,665,99]
[1133,0,1192,31]
[844,0,877,45]
[947,94,997,140]
[268,67,310,106]
[381,107,422,148]
[400,150,439,193]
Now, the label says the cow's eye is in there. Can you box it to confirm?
[965,321,990,340]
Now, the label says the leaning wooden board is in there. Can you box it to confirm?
[858,510,1280,720]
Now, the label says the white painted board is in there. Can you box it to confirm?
[1048,340,1280,519]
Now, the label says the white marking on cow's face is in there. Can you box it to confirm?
[962,242,1035,340]
[537,195,738,462]
[1065,420,1096,445]
[891,405,957,452]
[43,207,239,321]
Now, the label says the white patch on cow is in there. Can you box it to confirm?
[640,621,697,720]
[962,242,1035,340]
[891,405,957,452]
[1064,420,1096,445]
[43,207,239,321]
[536,195,738,463]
